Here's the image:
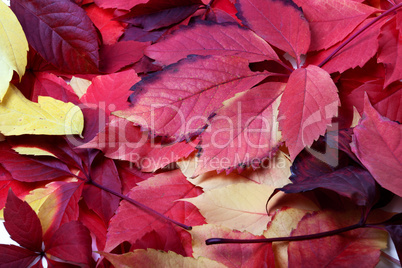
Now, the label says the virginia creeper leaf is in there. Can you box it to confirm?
[81,116,196,172]
[84,4,124,45]
[278,65,340,160]
[0,245,38,267]
[114,55,270,139]
[292,0,378,51]
[45,221,92,266]
[38,181,84,241]
[308,18,383,74]
[351,95,402,197]
[101,249,226,268]
[80,70,140,116]
[0,84,84,136]
[195,82,284,174]
[184,183,274,235]
[105,169,204,252]
[236,0,310,66]
[99,41,150,73]
[0,0,28,101]
[4,189,42,252]
[94,0,148,10]
[145,21,279,66]
[0,142,73,182]
[191,224,275,268]
[378,18,402,87]
[288,210,388,267]
[82,157,121,224]
[11,0,99,73]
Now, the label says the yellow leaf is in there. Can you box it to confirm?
[69,76,91,98]
[183,183,274,235]
[0,1,28,101]
[100,249,227,268]
[12,146,57,157]
[0,84,84,135]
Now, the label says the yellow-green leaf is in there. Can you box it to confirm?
[0,1,28,101]
[0,84,84,135]
[100,249,227,268]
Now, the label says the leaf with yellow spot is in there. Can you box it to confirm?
[0,1,28,101]
[12,146,57,157]
[101,249,227,268]
[0,84,84,136]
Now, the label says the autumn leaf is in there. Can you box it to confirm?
[11,0,99,73]
[114,55,270,139]
[0,84,84,136]
[351,95,402,197]
[101,248,226,268]
[278,65,340,160]
[0,0,28,101]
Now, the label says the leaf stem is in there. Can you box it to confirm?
[206,222,364,245]
[88,179,192,230]
[317,3,402,68]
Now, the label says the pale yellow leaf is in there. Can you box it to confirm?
[13,146,57,157]
[0,1,28,101]
[350,106,362,128]
[70,76,92,98]
[179,151,292,191]
[101,249,227,268]
[0,84,84,135]
[183,183,274,235]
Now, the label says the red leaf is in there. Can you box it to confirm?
[117,0,203,31]
[4,189,43,252]
[81,116,196,172]
[351,95,402,197]
[82,157,121,224]
[236,0,310,66]
[278,65,340,160]
[99,41,150,73]
[11,0,99,73]
[0,245,38,267]
[39,181,84,241]
[0,142,73,182]
[145,21,279,66]
[288,210,387,267]
[293,0,378,51]
[45,221,92,266]
[79,202,108,251]
[308,18,384,74]
[29,72,80,104]
[94,0,148,10]
[80,70,140,116]
[195,82,285,174]
[105,169,204,252]
[84,4,124,45]
[378,18,402,87]
[114,55,270,139]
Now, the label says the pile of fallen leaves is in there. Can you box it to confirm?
[0,0,401,267]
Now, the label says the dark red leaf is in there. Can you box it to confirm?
[82,157,121,224]
[79,202,108,251]
[99,41,150,73]
[375,213,402,263]
[351,95,402,197]
[114,55,270,140]
[117,0,203,31]
[293,0,378,51]
[11,0,100,73]
[0,142,73,182]
[0,244,38,267]
[120,26,167,43]
[236,0,310,66]
[4,189,43,252]
[278,65,340,160]
[145,21,279,66]
[45,221,92,266]
[94,0,148,10]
